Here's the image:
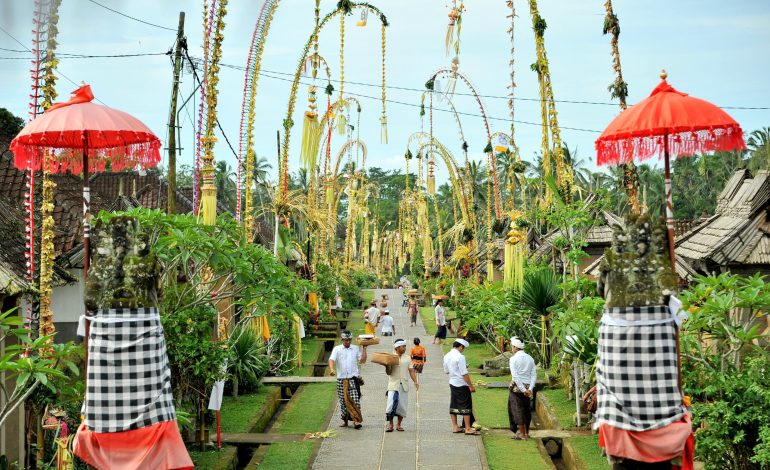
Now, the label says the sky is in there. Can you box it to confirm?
[1,0,769,186]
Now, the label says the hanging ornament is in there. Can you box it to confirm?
[300,85,321,173]
[357,9,368,27]
[445,57,459,99]
[427,156,436,195]
[446,2,459,56]
[336,108,347,136]
[380,113,388,144]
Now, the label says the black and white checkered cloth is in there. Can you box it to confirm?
[595,305,686,432]
[84,307,176,433]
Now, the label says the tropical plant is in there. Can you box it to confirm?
[680,273,770,469]
[228,323,268,397]
[747,126,770,172]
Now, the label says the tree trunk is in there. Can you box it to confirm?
[233,377,239,398]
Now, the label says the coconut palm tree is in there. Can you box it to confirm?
[747,127,770,171]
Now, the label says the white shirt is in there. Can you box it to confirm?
[330,344,362,379]
[435,305,446,326]
[380,315,394,333]
[443,348,469,388]
[365,307,380,326]
[387,353,413,392]
[509,350,537,392]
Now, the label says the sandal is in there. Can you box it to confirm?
[464,430,480,436]
[452,429,464,434]
[339,422,348,428]
[354,423,362,430]
[396,427,404,432]
[511,435,523,440]
[385,426,394,432]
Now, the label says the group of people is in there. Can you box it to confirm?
[329,296,538,440]
[364,296,396,337]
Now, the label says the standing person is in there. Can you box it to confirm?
[380,294,389,309]
[385,339,419,432]
[380,310,395,337]
[410,337,427,375]
[433,299,447,344]
[408,295,419,327]
[328,330,368,429]
[508,337,537,440]
[443,339,479,435]
[364,300,380,335]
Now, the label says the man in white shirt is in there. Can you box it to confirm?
[364,301,380,335]
[508,336,537,440]
[443,338,478,435]
[380,310,395,336]
[384,339,419,432]
[433,299,447,344]
[329,330,368,429]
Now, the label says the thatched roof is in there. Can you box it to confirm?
[530,211,622,263]
[0,197,31,295]
[676,170,770,268]
[583,252,698,282]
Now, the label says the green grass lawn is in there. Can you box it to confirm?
[474,386,511,429]
[541,389,579,429]
[570,435,611,469]
[296,337,326,376]
[361,289,375,304]
[419,306,438,336]
[441,341,498,370]
[483,434,552,470]
[219,387,276,433]
[258,383,337,469]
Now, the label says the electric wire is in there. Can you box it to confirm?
[84,0,176,31]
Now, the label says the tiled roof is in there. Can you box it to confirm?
[0,197,31,294]
[676,170,770,266]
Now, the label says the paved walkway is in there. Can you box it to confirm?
[312,289,486,470]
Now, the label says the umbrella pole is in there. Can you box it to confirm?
[83,142,91,374]
[663,133,684,394]
[663,134,676,271]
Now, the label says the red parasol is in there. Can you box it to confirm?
[595,71,746,268]
[10,84,161,278]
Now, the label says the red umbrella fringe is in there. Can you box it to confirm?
[595,125,746,166]
[11,141,161,174]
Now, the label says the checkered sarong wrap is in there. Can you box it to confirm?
[336,378,361,422]
[84,308,176,433]
[595,305,686,432]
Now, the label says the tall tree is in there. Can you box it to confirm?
[747,127,770,171]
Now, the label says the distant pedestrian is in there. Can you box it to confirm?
[385,339,419,432]
[443,339,478,435]
[508,337,537,440]
[364,300,380,335]
[408,296,419,326]
[380,294,389,308]
[329,330,368,429]
[410,337,426,374]
[433,299,447,344]
[380,310,395,336]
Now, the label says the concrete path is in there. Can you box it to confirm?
[312,289,487,470]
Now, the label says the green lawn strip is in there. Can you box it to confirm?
[441,341,497,370]
[483,434,552,470]
[419,306,438,336]
[541,389,578,429]
[258,442,315,470]
[474,386,511,429]
[296,337,326,376]
[360,289,375,304]
[219,387,276,433]
[259,383,337,468]
[189,446,238,470]
[569,435,612,469]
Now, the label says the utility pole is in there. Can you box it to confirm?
[167,11,185,214]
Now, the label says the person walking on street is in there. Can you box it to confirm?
[508,336,537,440]
[329,330,368,429]
[410,337,426,384]
[385,339,419,432]
[408,295,419,327]
[433,299,448,344]
[364,300,380,335]
[443,338,479,435]
[380,310,395,336]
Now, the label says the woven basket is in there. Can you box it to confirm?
[371,352,399,366]
[408,289,419,295]
[356,336,380,346]
[432,294,449,300]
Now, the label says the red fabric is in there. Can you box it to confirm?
[673,434,695,470]
[598,413,692,463]
[9,84,161,174]
[595,79,746,166]
[73,420,193,470]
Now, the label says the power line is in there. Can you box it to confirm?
[0,52,169,60]
[85,0,176,31]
